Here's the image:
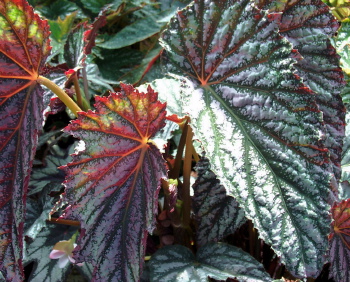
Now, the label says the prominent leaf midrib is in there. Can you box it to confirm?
[74,144,143,198]
[76,147,149,272]
[120,144,149,279]
[3,79,37,277]
[205,84,309,269]
[199,1,246,83]
[205,7,271,85]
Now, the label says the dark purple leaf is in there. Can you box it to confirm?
[0,0,51,279]
[57,83,167,281]
[192,156,246,247]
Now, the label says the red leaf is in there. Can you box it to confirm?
[58,83,167,281]
[0,0,51,280]
[329,199,350,281]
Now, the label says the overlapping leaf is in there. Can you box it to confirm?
[256,0,345,185]
[161,0,333,277]
[149,243,271,281]
[329,199,350,281]
[0,0,51,279]
[192,156,246,247]
[58,84,167,281]
[25,224,78,282]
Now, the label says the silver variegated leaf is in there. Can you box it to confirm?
[149,243,271,281]
[161,0,333,278]
[192,156,246,246]
[256,0,345,185]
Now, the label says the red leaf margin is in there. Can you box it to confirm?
[56,83,168,281]
[0,0,51,280]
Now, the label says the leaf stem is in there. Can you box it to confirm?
[182,123,193,228]
[72,72,83,109]
[37,75,82,117]
[47,217,81,227]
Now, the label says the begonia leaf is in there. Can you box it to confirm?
[0,0,51,279]
[25,224,78,282]
[329,199,350,281]
[161,0,335,277]
[192,156,246,247]
[256,0,345,184]
[58,83,167,281]
[149,243,271,281]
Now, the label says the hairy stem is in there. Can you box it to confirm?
[37,75,82,117]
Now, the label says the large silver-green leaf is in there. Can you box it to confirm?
[149,243,271,281]
[256,0,345,185]
[161,0,333,278]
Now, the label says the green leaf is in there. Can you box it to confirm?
[98,15,164,49]
[48,12,77,43]
[36,0,80,20]
[149,243,271,281]
[95,47,144,80]
[120,44,163,85]
[82,0,121,14]
[161,0,333,278]
[57,84,167,280]
[193,156,246,247]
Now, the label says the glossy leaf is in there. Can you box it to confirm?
[58,83,167,281]
[256,0,345,184]
[149,243,271,281]
[161,0,332,278]
[192,156,246,247]
[0,0,51,279]
[329,199,350,281]
[99,16,163,49]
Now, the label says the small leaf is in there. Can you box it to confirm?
[161,0,333,278]
[149,243,271,281]
[58,84,167,281]
[192,156,246,246]
[0,0,51,279]
[329,199,350,281]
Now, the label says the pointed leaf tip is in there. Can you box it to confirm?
[59,84,167,281]
[161,0,332,278]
